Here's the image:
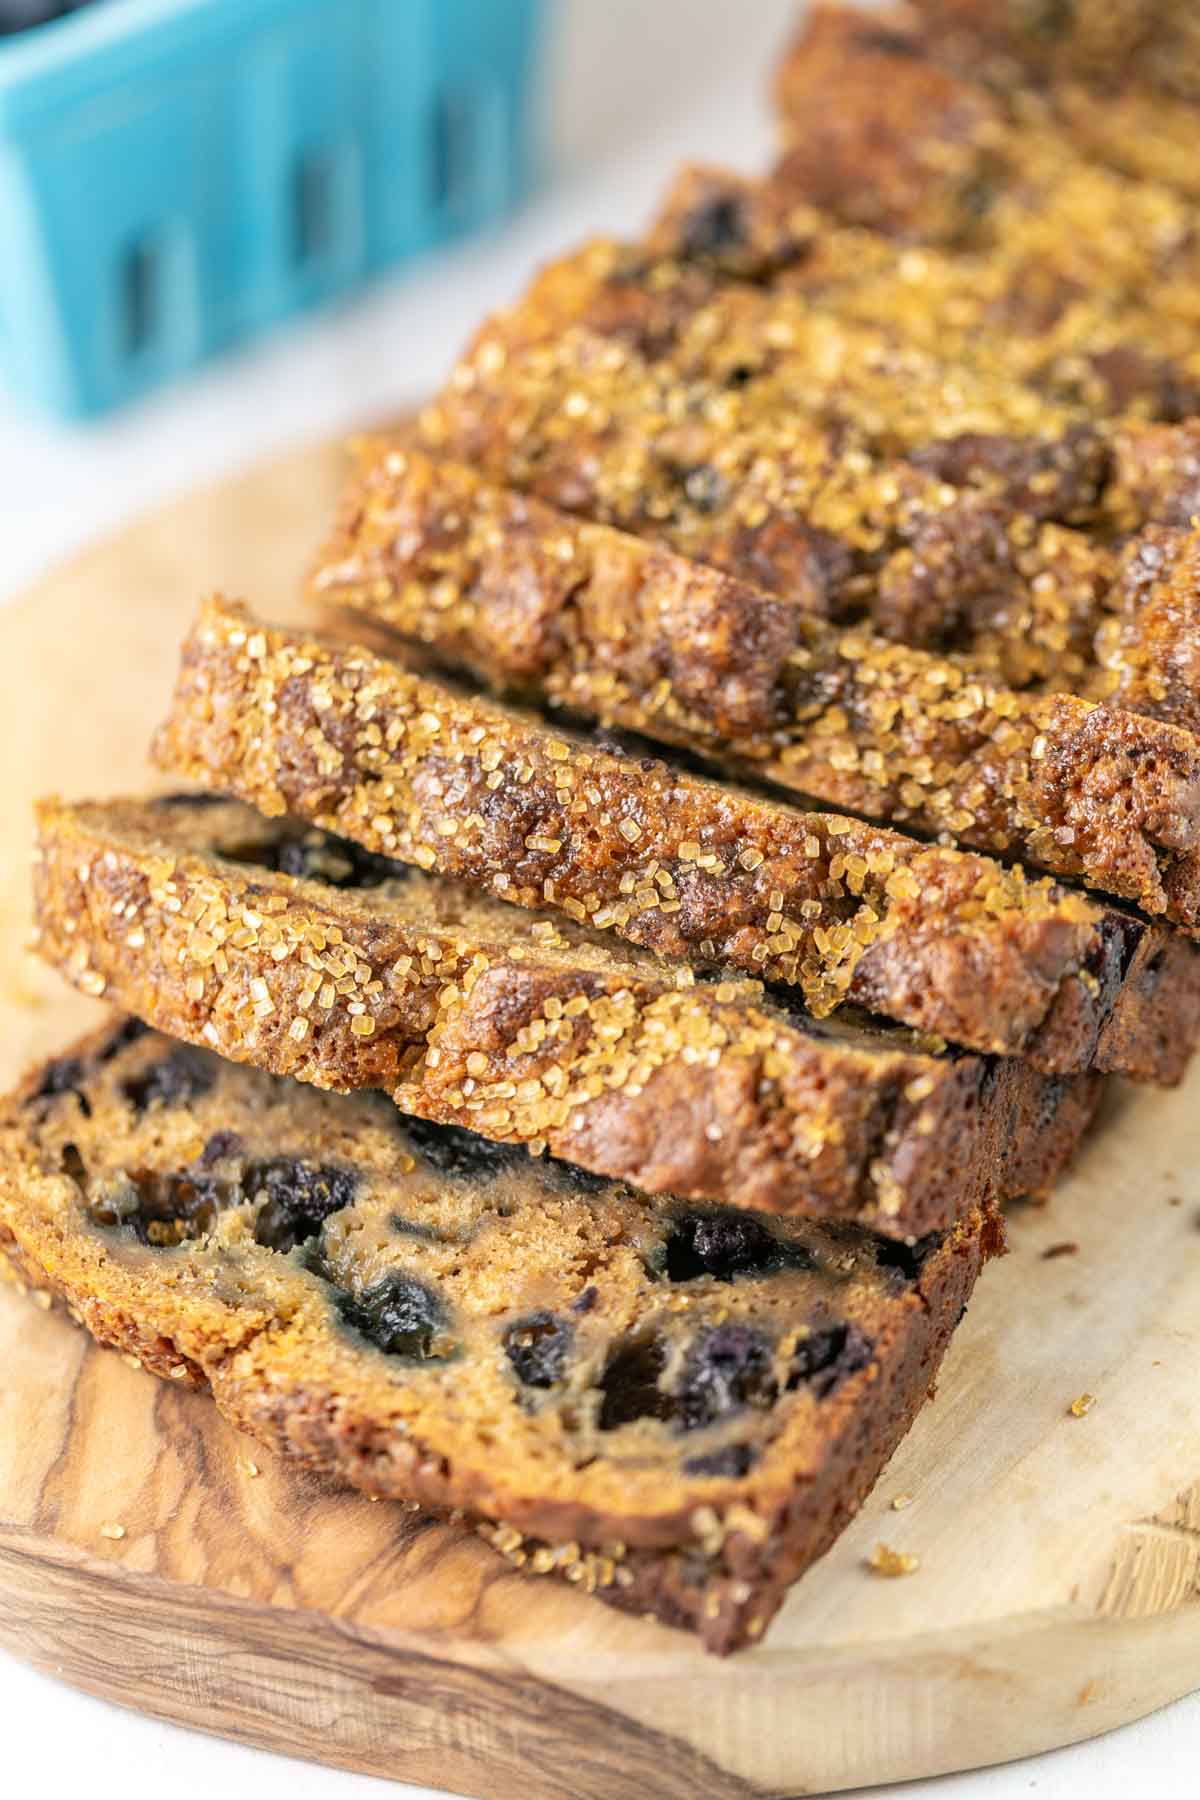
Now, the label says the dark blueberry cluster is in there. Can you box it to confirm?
[28,1053,88,1110]
[197,1130,244,1168]
[85,1145,360,1256]
[402,1115,527,1182]
[544,1158,611,1196]
[664,1211,814,1283]
[597,1321,779,1435]
[267,829,411,891]
[598,1316,794,1444]
[677,193,748,261]
[683,1442,761,1479]
[122,1046,216,1115]
[504,1311,573,1388]
[88,1167,229,1247]
[27,1020,148,1117]
[1080,910,1140,1003]
[337,1273,449,1360]
[787,1321,873,1399]
[249,1159,359,1253]
[597,1334,674,1431]
[873,1231,941,1288]
[676,1324,777,1431]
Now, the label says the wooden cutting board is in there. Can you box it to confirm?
[1,438,1199,1800]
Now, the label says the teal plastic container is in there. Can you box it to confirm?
[0,0,542,417]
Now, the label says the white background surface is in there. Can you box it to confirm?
[1,2,1196,1795]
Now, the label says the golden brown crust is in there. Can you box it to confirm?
[414,252,1200,724]
[466,231,1110,516]
[646,162,1200,425]
[0,1019,1003,1652]
[310,445,1200,943]
[773,4,1009,245]
[149,604,1119,1034]
[772,2,1200,251]
[420,302,1104,621]
[1105,422,1200,538]
[35,795,1102,1236]
[912,0,1200,103]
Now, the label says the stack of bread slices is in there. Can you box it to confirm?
[5,0,1200,1654]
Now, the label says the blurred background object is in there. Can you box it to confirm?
[0,0,543,416]
[1,3,94,36]
[0,0,795,591]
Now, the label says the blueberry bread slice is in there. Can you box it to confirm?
[307,449,1200,943]
[645,162,1200,427]
[0,1019,1004,1654]
[906,2,1200,199]
[445,233,1174,704]
[435,233,1105,532]
[772,3,1200,260]
[135,590,1194,1065]
[33,796,1100,1237]
[418,258,1200,714]
[420,309,1103,624]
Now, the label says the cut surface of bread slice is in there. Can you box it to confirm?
[308,446,1200,940]
[0,1019,1004,1653]
[34,796,1101,1237]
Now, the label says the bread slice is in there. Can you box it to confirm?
[0,1017,1003,1653]
[909,0,1199,95]
[419,307,1106,626]
[150,593,1200,1058]
[34,795,1101,1237]
[417,263,1200,727]
[772,3,1200,262]
[309,446,1200,940]
[441,233,1101,517]
[644,161,1200,424]
[910,1,1200,195]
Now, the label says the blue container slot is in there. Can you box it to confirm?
[0,0,544,417]
[120,236,159,355]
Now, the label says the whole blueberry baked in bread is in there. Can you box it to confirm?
[0,1018,1004,1653]
[33,796,1102,1238]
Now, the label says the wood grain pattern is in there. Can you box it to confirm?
[0,438,1199,1798]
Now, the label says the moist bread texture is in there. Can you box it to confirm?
[0,1019,1004,1653]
